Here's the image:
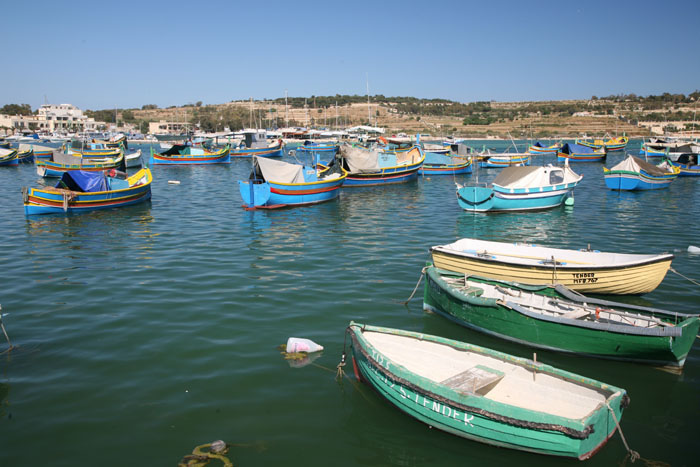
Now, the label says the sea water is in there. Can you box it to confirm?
[0,140,698,466]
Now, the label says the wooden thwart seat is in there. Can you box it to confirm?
[441,365,505,395]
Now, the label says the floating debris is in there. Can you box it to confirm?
[688,245,700,254]
[286,337,323,353]
[168,180,181,185]
[179,440,231,467]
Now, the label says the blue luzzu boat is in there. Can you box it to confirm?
[23,168,152,215]
[667,153,700,176]
[36,150,126,177]
[149,144,230,165]
[16,148,34,163]
[238,155,346,209]
[558,143,606,162]
[456,163,582,212]
[230,130,283,158]
[20,143,54,160]
[419,152,472,175]
[0,147,19,166]
[338,144,425,186]
[604,156,679,190]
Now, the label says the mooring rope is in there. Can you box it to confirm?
[401,267,427,305]
[606,402,640,463]
[669,267,700,287]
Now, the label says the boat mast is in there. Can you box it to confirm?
[285,90,288,128]
[366,73,370,126]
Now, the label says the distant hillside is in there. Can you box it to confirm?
[101,91,700,138]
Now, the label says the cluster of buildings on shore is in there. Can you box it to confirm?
[0,104,105,136]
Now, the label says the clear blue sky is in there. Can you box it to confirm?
[3,0,699,111]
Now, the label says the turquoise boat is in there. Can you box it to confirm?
[422,265,700,368]
[346,322,630,460]
[603,156,679,190]
[238,155,347,209]
[456,164,582,212]
[19,143,54,160]
[338,144,425,186]
[24,168,152,215]
[558,143,606,162]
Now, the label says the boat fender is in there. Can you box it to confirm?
[595,308,601,320]
[286,337,323,353]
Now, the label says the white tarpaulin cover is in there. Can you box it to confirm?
[491,165,581,189]
[255,156,305,184]
[609,156,669,176]
[339,145,381,173]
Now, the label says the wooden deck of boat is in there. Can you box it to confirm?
[364,331,610,420]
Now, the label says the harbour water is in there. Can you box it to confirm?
[1,140,698,466]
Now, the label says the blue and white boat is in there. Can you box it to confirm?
[667,153,700,177]
[558,143,606,162]
[456,163,582,212]
[604,156,679,190]
[230,130,283,158]
[238,155,347,209]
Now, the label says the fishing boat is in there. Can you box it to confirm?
[477,150,531,168]
[19,143,55,160]
[230,130,283,158]
[419,152,472,175]
[456,164,582,212]
[338,143,425,186]
[430,238,673,295]
[36,150,126,177]
[667,153,700,176]
[149,144,230,165]
[527,142,561,154]
[238,155,346,209]
[0,148,19,166]
[423,265,699,368]
[640,138,699,158]
[23,168,152,215]
[296,140,339,154]
[558,143,606,163]
[577,137,628,152]
[603,156,679,190]
[16,147,34,163]
[346,322,629,460]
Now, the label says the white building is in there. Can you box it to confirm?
[0,103,101,135]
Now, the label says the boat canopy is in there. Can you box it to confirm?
[159,144,190,156]
[339,145,381,172]
[55,170,107,192]
[492,165,581,189]
[254,156,305,184]
[609,156,670,176]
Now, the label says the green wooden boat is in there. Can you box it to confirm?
[423,264,700,369]
[347,322,629,459]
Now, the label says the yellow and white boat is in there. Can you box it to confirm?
[430,238,673,294]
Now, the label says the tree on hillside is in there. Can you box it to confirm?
[0,104,33,115]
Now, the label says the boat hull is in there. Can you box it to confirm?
[430,246,672,295]
[419,161,472,175]
[149,147,230,165]
[348,323,627,460]
[238,175,345,209]
[423,267,699,367]
[603,169,678,190]
[478,154,530,168]
[230,142,283,158]
[457,185,575,212]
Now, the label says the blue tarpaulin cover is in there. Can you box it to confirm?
[56,170,108,192]
[561,143,595,154]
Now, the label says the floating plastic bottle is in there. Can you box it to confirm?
[286,337,324,353]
